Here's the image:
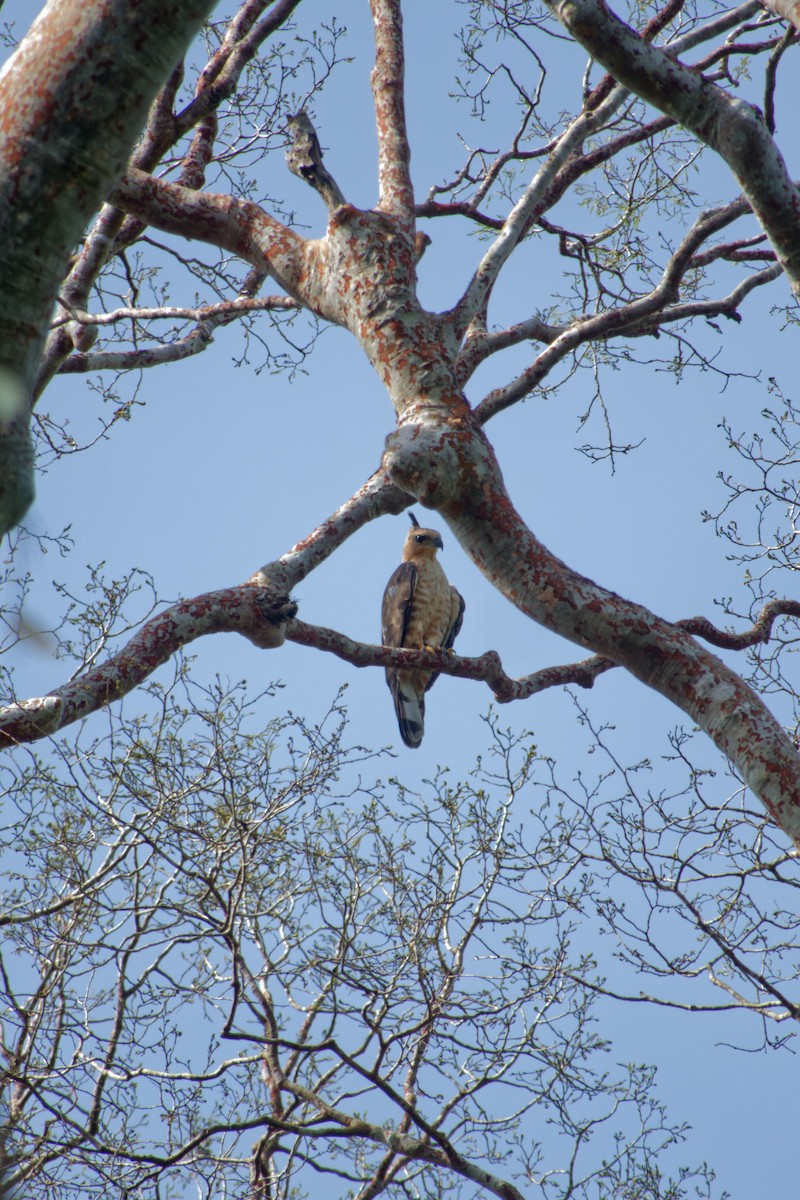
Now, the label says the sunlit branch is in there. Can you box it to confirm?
[252,470,411,593]
[0,588,297,749]
[52,296,297,331]
[369,0,414,220]
[56,335,223,373]
[52,273,299,374]
[451,85,632,338]
[54,295,299,374]
[544,0,800,297]
[275,1075,526,1200]
[569,971,794,1016]
[111,170,308,298]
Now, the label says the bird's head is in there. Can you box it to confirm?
[403,512,444,560]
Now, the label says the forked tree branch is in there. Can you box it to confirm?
[544,0,800,297]
[451,85,631,339]
[0,588,297,749]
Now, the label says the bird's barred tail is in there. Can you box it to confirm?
[392,681,425,749]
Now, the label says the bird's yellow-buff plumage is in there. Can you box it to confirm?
[381,514,465,748]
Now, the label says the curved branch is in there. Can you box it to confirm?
[0,588,296,749]
[110,170,310,303]
[382,410,800,844]
[54,296,297,332]
[285,619,616,700]
[544,0,800,297]
[252,468,412,593]
[678,600,800,648]
[55,295,299,376]
[57,335,217,374]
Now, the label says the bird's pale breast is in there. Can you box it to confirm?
[405,558,452,647]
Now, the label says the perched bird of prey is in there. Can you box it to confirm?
[381,514,465,749]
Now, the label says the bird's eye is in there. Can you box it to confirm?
[414,534,425,543]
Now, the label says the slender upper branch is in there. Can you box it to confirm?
[450,85,632,339]
[468,194,781,418]
[544,0,800,297]
[369,0,415,221]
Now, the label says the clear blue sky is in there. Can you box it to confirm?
[4,1,799,1195]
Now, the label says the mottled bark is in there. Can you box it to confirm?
[0,0,218,533]
[108,90,800,843]
[761,0,800,28]
[0,588,295,748]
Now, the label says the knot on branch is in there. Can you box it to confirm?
[383,415,499,512]
[383,423,462,507]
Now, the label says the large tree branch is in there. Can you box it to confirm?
[34,0,304,400]
[110,170,311,303]
[382,406,800,845]
[0,588,297,749]
[544,0,800,298]
[0,465,414,750]
[0,0,220,535]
